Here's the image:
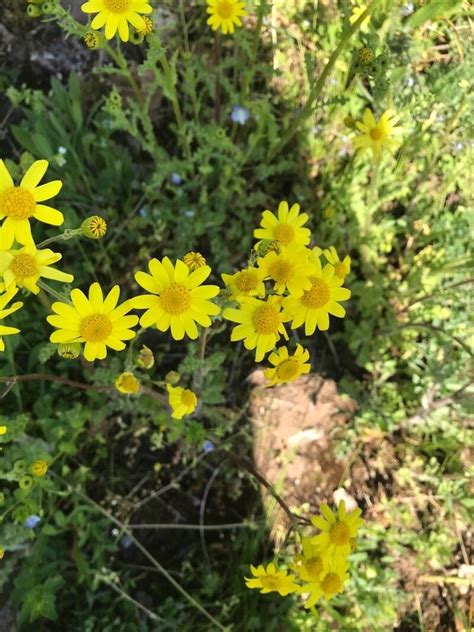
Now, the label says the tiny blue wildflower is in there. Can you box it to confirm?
[231,105,250,126]
[183,209,195,218]
[25,515,41,529]
[203,440,214,453]
[170,173,182,185]
[139,208,148,218]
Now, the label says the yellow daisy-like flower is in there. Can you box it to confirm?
[257,247,314,296]
[282,258,350,334]
[47,282,138,362]
[291,537,329,583]
[0,286,23,352]
[0,245,73,295]
[0,548,4,560]
[323,246,351,281]
[81,0,152,42]
[311,500,364,562]
[0,159,63,249]
[115,371,140,394]
[350,4,371,32]
[299,558,350,608]
[245,562,299,596]
[207,0,247,35]
[353,109,402,158]
[183,251,207,272]
[224,295,289,362]
[264,344,311,386]
[132,257,220,341]
[31,459,48,477]
[167,384,197,420]
[221,266,266,301]
[254,201,311,250]
[0,426,7,435]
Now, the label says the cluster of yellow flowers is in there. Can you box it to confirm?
[245,500,364,608]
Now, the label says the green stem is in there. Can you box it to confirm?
[37,281,72,304]
[159,53,192,159]
[36,228,82,249]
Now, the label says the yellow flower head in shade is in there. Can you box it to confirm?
[291,537,330,583]
[132,257,220,341]
[207,0,247,35]
[264,344,311,386]
[353,109,402,159]
[245,562,299,596]
[183,251,207,272]
[254,201,311,250]
[0,245,73,295]
[350,4,371,32]
[311,500,364,562]
[81,0,152,42]
[299,558,350,608]
[115,371,140,394]
[282,258,351,335]
[0,159,63,249]
[166,384,197,420]
[224,295,289,362]
[31,459,48,477]
[0,286,23,352]
[137,344,154,369]
[0,426,7,435]
[81,216,107,239]
[221,266,266,301]
[257,247,315,296]
[323,246,351,281]
[0,548,4,560]
[47,283,139,362]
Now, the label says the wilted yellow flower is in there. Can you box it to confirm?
[81,0,152,42]
[264,344,311,386]
[81,215,107,239]
[207,0,247,35]
[323,246,351,281]
[245,562,299,596]
[183,251,207,272]
[166,384,197,420]
[137,344,154,369]
[31,459,48,477]
[254,201,310,250]
[115,371,140,394]
[353,109,402,158]
[47,283,138,362]
[311,500,364,562]
[0,245,73,294]
[0,159,63,248]
[0,286,23,352]
[221,267,266,301]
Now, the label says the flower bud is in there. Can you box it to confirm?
[84,31,102,50]
[81,216,107,239]
[58,342,81,359]
[165,371,180,386]
[183,252,206,271]
[137,345,154,370]
[27,4,42,16]
[19,475,34,490]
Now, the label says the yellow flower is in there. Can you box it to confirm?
[167,384,197,420]
[311,500,364,562]
[282,258,350,334]
[137,344,154,369]
[0,159,63,249]
[221,267,266,301]
[0,285,23,352]
[81,215,107,239]
[353,109,402,158]
[323,246,351,281]
[245,562,299,596]
[132,257,220,341]
[81,0,152,42]
[224,295,289,362]
[350,4,371,32]
[0,245,73,295]
[207,0,247,35]
[115,371,140,394]
[0,548,4,560]
[47,282,138,362]
[299,558,350,608]
[0,426,7,435]
[257,247,315,296]
[291,537,329,583]
[264,344,311,386]
[254,201,310,250]
[183,251,207,272]
[31,459,48,477]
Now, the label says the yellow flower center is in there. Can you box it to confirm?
[235,270,259,292]
[216,0,234,19]
[181,389,196,407]
[260,575,280,590]
[321,572,342,595]
[329,521,351,545]
[305,556,323,578]
[301,278,330,309]
[276,359,300,381]
[268,259,293,284]
[0,187,36,220]
[103,0,130,12]
[160,283,192,314]
[80,313,113,342]
[370,127,383,141]
[334,262,347,278]
[252,304,281,335]
[10,253,39,279]
[273,223,295,245]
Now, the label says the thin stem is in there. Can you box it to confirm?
[38,281,72,304]
[395,278,474,315]
[178,0,190,54]
[126,522,258,530]
[98,573,163,622]
[378,322,472,356]
[36,228,82,249]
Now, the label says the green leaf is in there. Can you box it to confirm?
[407,0,463,28]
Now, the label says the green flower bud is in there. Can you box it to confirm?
[130,31,145,45]
[81,216,107,239]
[84,32,102,50]
[254,239,282,257]
[58,343,81,359]
[165,371,180,386]
[13,459,26,474]
[27,4,42,16]
[41,2,55,14]
[19,475,34,490]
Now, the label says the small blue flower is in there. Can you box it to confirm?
[183,209,195,218]
[231,105,250,126]
[139,208,148,218]
[170,173,182,186]
[203,440,214,453]
[25,515,41,529]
